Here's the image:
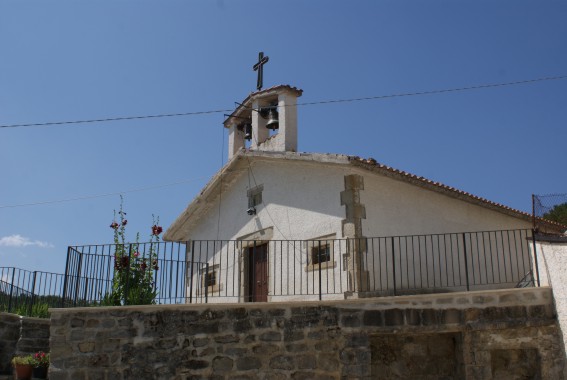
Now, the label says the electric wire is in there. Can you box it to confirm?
[1,75,565,129]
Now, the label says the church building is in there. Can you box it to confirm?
[164,74,562,304]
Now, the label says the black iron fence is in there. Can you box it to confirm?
[1,229,540,313]
[0,267,66,317]
[62,241,187,307]
[60,229,538,305]
[186,229,537,303]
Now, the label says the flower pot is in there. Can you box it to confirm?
[32,365,49,379]
[14,364,33,380]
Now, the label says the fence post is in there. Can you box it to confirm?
[124,244,132,305]
[532,194,537,231]
[7,268,15,313]
[73,249,84,307]
[61,247,72,308]
[29,271,38,316]
[205,263,209,304]
[531,229,541,287]
[462,233,470,291]
[318,240,322,301]
[189,241,195,304]
[391,237,396,296]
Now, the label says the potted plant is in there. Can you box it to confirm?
[11,355,33,380]
[31,351,50,379]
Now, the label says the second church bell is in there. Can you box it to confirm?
[262,107,279,130]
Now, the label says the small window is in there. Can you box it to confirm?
[247,184,263,208]
[311,243,331,265]
[204,271,217,288]
[305,234,337,272]
[199,264,222,294]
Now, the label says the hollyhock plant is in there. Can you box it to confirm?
[102,196,160,306]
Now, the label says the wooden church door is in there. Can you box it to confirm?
[247,243,268,302]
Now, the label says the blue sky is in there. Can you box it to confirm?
[1,0,566,274]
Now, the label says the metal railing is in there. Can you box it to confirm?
[1,229,539,313]
[59,229,538,306]
[0,267,66,317]
[62,241,187,307]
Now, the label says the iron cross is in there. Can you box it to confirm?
[253,52,269,91]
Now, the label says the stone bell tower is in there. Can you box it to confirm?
[224,85,303,160]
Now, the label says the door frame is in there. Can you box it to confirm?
[245,242,269,302]
[237,228,273,303]
[238,239,270,303]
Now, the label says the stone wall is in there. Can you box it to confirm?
[48,287,565,380]
[0,312,50,375]
[0,313,20,374]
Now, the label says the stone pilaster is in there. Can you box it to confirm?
[341,174,369,294]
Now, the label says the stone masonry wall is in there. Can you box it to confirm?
[0,312,50,375]
[0,312,20,374]
[49,287,565,380]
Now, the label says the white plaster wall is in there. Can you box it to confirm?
[185,160,354,303]
[358,170,534,294]
[359,169,531,236]
[188,160,349,241]
[183,160,535,303]
[537,241,567,352]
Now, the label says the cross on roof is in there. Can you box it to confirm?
[253,52,269,91]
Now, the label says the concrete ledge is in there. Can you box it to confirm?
[49,286,553,315]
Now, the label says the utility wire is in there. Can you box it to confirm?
[0,109,233,129]
[1,75,565,129]
[296,75,567,106]
[0,176,210,209]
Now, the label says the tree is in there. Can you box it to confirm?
[543,203,567,226]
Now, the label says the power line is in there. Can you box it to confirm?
[297,75,567,106]
[1,75,565,129]
[0,176,210,209]
[0,109,233,129]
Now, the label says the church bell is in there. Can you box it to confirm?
[265,107,279,130]
[243,122,252,141]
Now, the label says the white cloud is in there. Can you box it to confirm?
[0,234,54,248]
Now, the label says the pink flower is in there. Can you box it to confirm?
[133,251,140,258]
[110,222,119,230]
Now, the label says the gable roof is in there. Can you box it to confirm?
[164,150,565,241]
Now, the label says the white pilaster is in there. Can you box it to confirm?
[227,123,244,160]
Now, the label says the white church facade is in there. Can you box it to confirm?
[163,85,563,304]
